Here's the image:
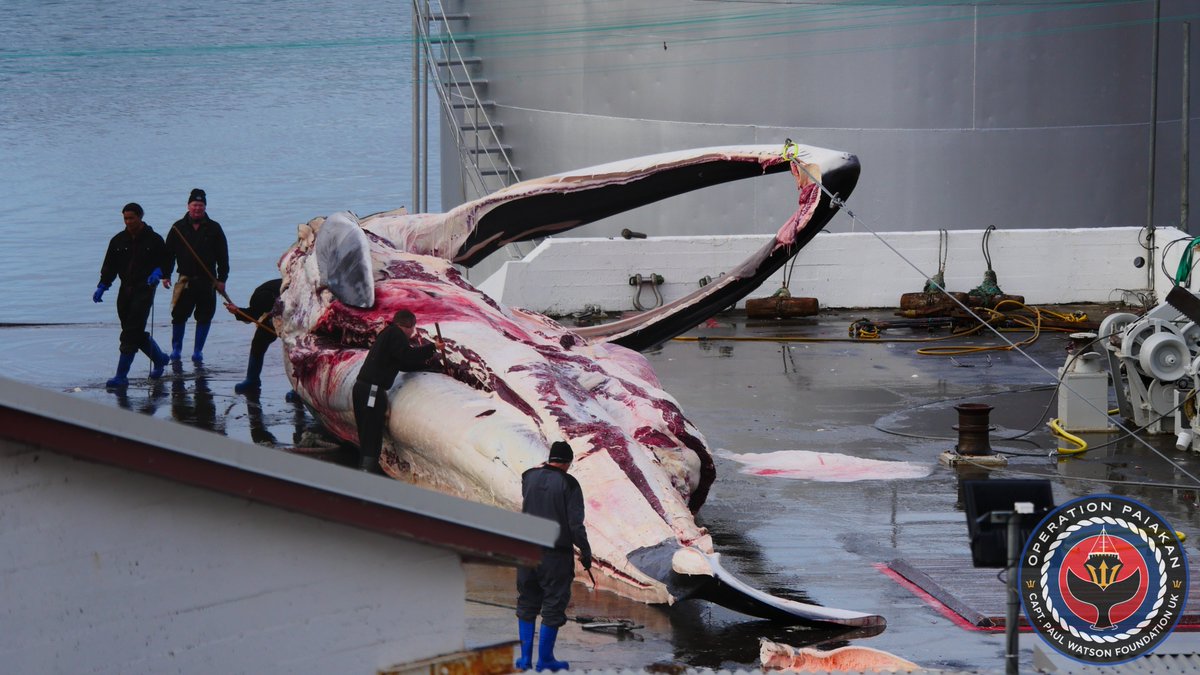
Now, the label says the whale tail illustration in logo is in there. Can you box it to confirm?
[1064,527,1142,630]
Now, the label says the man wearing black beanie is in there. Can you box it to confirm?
[514,440,591,672]
[93,202,172,387]
[161,188,230,365]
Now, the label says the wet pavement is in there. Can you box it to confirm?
[5,306,1200,672]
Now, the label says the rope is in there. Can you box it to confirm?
[848,320,879,340]
[914,300,1086,356]
[1040,516,1167,643]
[169,222,277,337]
[981,224,995,273]
[1171,235,1200,286]
[939,229,948,276]
[922,229,948,295]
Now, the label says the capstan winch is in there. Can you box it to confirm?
[1099,287,1200,448]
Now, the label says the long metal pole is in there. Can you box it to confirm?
[1147,0,1161,294]
[1184,23,1192,234]
[417,17,425,214]
[421,0,430,213]
[1006,512,1020,675]
[419,8,427,213]
[411,4,421,213]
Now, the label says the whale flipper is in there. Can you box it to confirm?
[316,211,375,308]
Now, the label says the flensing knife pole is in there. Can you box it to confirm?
[434,322,449,370]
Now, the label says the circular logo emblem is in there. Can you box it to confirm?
[1020,495,1189,665]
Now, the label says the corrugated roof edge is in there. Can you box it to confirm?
[0,375,557,565]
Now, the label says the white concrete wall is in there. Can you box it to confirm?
[0,442,466,675]
[481,227,1189,316]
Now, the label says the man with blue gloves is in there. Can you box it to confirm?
[94,202,171,388]
[224,278,282,394]
[162,188,229,365]
[515,441,592,672]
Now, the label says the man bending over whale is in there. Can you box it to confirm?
[352,309,443,473]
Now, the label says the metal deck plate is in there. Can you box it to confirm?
[886,557,1200,631]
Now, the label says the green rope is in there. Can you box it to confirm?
[923,271,946,295]
[1175,237,1200,286]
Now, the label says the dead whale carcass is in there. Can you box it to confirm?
[276,144,879,627]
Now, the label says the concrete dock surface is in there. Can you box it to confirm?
[5,304,1200,672]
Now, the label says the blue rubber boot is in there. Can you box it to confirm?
[191,322,211,363]
[169,323,186,362]
[235,352,264,394]
[140,334,171,379]
[514,619,535,671]
[106,352,135,388]
[535,624,568,672]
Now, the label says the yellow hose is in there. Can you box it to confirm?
[916,300,1084,356]
[1049,418,1088,455]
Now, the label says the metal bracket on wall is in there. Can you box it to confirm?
[629,273,665,311]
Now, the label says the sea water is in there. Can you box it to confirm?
[0,0,438,325]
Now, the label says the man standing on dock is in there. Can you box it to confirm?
[93,202,171,388]
[163,188,229,365]
[515,441,591,672]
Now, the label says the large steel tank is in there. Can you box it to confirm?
[437,1,1197,272]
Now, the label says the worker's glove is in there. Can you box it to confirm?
[581,553,592,571]
[146,267,163,286]
[92,283,109,303]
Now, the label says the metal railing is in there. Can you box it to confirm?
[411,1,520,205]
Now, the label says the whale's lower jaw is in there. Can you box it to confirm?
[628,541,886,627]
[687,568,886,628]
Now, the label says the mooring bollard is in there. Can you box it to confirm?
[954,403,995,456]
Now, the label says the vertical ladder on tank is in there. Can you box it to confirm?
[411,1,520,208]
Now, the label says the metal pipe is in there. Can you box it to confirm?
[1184,22,1191,234]
[411,3,421,214]
[421,0,431,213]
[1147,0,1161,295]
[1005,511,1020,675]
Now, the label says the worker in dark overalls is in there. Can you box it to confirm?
[224,278,282,394]
[352,309,442,473]
[93,202,171,388]
[162,188,229,365]
[515,441,592,672]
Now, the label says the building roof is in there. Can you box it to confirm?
[0,375,557,565]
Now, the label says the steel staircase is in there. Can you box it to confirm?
[411,1,520,204]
